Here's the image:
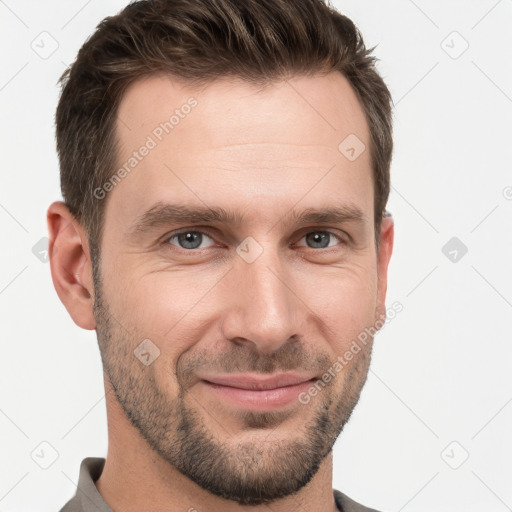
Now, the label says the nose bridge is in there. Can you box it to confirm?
[221,244,300,353]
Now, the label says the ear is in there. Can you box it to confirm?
[47,201,96,330]
[375,214,394,324]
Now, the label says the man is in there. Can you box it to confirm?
[47,0,394,510]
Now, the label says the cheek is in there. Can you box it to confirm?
[295,262,378,352]
[109,260,219,324]
[111,271,224,370]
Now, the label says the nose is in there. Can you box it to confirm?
[220,249,302,354]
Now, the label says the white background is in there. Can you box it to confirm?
[1,1,511,510]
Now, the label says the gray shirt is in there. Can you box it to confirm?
[59,458,382,512]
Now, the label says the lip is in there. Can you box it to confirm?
[200,373,317,410]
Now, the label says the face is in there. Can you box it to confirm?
[92,72,392,505]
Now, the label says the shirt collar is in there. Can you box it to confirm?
[71,457,113,511]
[69,457,361,512]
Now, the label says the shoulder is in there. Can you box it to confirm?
[334,489,384,512]
[57,457,109,512]
[57,496,81,512]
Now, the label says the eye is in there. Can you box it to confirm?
[296,231,344,249]
[165,230,216,250]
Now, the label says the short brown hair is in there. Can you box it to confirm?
[56,0,393,265]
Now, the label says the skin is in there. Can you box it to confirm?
[47,71,394,512]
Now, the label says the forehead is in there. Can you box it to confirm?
[116,72,369,152]
[108,72,372,228]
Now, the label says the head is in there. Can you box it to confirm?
[49,0,394,506]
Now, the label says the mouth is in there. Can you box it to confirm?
[199,373,317,410]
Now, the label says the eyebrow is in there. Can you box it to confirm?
[127,202,246,236]
[126,201,366,237]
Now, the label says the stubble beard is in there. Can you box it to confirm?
[91,261,372,505]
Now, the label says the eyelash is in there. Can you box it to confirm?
[161,227,347,252]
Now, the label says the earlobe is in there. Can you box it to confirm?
[47,201,97,330]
